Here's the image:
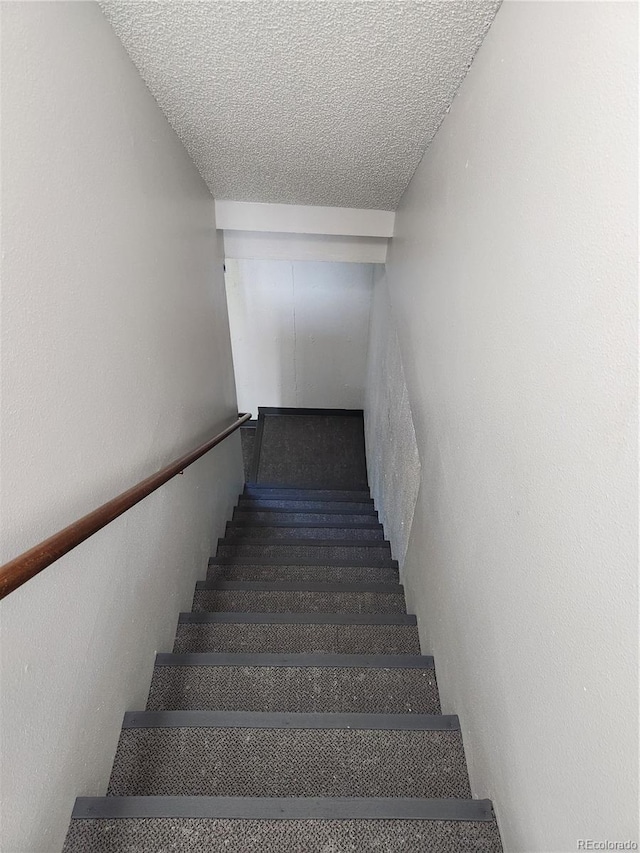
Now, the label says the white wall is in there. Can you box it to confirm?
[0,4,243,852]
[225,259,374,413]
[370,2,638,851]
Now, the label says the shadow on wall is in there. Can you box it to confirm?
[280,327,370,412]
[364,267,421,570]
[224,259,375,412]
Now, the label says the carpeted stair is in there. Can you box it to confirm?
[62,407,502,852]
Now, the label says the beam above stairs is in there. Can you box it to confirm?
[222,231,388,264]
[215,201,395,238]
[216,202,394,263]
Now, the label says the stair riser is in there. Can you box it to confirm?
[192,589,406,614]
[244,488,371,501]
[215,543,392,563]
[173,623,420,655]
[224,526,385,541]
[108,728,470,798]
[232,511,378,524]
[206,564,399,584]
[146,666,440,714]
[238,499,374,512]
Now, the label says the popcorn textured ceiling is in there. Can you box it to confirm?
[101,1,500,210]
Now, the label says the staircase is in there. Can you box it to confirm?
[62,408,503,852]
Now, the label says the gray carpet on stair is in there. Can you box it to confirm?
[238,498,374,512]
[63,817,503,852]
[206,563,399,584]
[233,510,378,524]
[147,665,441,714]
[244,488,371,500]
[192,589,405,614]
[108,727,470,798]
[255,414,368,489]
[224,525,385,541]
[215,543,391,563]
[173,623,420,655]
[240,428,256,482]
[61,409,503,853]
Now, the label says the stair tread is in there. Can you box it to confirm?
[223,526,385,541]
[207,564,399,583]
[244,487,372,498]
[147,662,440,714]
[173,621,419,655]
[233,509,378,519]
[197,580,402,592]
[211,555,398,567]
[107,726,470,798]
[192,588,407,614]
[215,542,394,567]
[64,811,501,853]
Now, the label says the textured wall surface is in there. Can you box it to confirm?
[364,269,420,568]
[0,5,242,852]
[382,2,638,851]
[225,260,373,413]
[100,0,499,210]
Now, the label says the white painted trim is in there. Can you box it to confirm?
[223,231,387,264]
[215,200,395,238]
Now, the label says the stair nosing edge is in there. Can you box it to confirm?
[121,710,459,731]
[178,612,416,625]
[154,652,434,668]
[239,496,374,505]
[196,580,403,593]
[234,507,378,516]
[72,796,495,822]
[209,557,399,568]
[227,513,384,530]
[218,538,391,548]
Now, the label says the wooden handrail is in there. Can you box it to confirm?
[0,412,251,601]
